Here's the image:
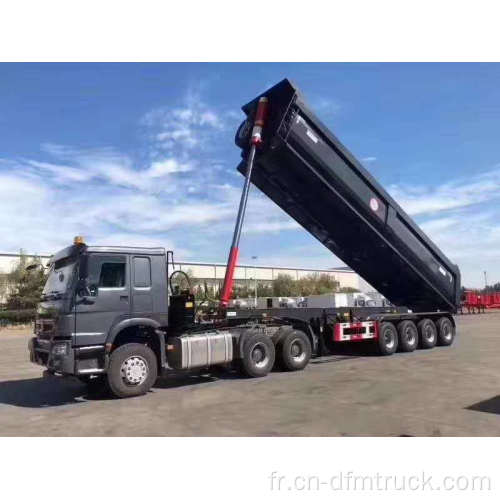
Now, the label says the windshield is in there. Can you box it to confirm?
[41,256,78,300]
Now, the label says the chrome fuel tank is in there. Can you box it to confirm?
[167,331,233,370]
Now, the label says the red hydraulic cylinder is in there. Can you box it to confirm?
[220,96,268,307]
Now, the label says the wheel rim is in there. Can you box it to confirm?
[405,326,416,346]
[120,355,148,386]
[384,331,395,349]
[290,339,306,363]
[424,324,435,342]
[251,342,269,368]
[442,323,452,340]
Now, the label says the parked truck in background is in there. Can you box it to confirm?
[29,79,460,398]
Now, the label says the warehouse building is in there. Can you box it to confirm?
[173,261,369,292]
[0,251,374,303]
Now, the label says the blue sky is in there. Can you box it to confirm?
[1,63,499,287]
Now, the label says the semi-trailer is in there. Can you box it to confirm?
[29,79,460,398]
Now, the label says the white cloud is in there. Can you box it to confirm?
[4,85,499,290]
[0,101,300,258]
[147,159,193,177]
[417,212,500,287]
[362,156,377,163]
[93,232,184,254]
[142,89,225,154]
[243,220,300,234]
[23,144,195,193]
[309,97,341,117]
[388,165,500,216]
[383,166,500,286]
[26,160,93,183]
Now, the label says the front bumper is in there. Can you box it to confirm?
[29,337,106,376]
[29,337,75,374]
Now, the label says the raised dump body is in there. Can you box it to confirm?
[236,79,460,313]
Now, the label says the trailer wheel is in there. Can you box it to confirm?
[436,317,455,346]
[107,343,157,398]
[417,319,437,349]
[397,320,418,352]
[239,333,275,378]
[377,322,398,355]
[278,330,311,371]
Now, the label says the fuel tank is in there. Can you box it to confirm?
[167,331,233,370]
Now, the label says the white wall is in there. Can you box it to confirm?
[0,254,50,274]
[0,253,368,291]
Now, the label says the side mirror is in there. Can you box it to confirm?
[76,278,92,297]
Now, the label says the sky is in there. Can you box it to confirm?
[0,62,499,288]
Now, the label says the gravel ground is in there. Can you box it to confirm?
[0,313,499,436]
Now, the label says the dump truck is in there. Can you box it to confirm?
[29,79,460,398]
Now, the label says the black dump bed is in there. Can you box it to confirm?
[235,79,460,313]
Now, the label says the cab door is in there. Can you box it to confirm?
[74,253,130,346]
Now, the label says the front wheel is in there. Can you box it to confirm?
[107,343,157,398]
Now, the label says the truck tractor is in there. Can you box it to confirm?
[30,79,459,398]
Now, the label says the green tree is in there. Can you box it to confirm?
[257,282,272,297]
[0,273,10,307]
[272,274,298,296]
[482,282,500,293]
[339,286,360,293]
[6,251,46,310]
[297,272,340,295]
[271,272,341,297]
[233,284,252,299]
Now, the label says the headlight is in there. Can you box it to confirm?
[52,343,68,356]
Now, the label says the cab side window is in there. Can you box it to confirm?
[133,257,151,287]
[99,262,126,287]
[88,254,127,289]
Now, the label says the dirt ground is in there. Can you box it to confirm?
[0,313,499,436]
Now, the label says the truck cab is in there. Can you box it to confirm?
[30,241,171,391]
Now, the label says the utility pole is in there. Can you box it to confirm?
[252,255,258,308]
[484,271,488,289]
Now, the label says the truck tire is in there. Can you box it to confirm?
[417,319,437,349]
[277,330,311,371]
[239,333,275,378]
[435,317,455,346]
[397,320,418,352]
[107,343,157,398]
[377,322,398,355]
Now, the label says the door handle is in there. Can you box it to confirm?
[120,295,129,301]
